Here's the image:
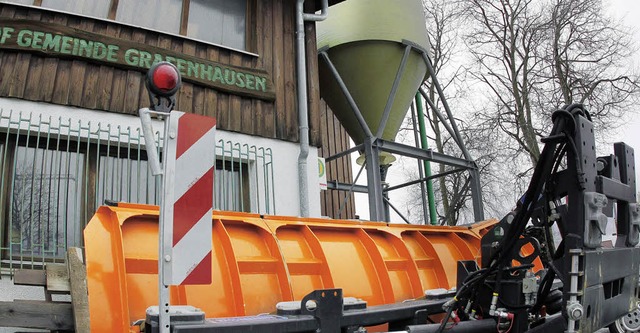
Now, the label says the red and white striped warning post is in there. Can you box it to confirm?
[161,111,216,285]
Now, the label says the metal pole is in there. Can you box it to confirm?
[385,168,466,192]
[364,137,384,221]
[422,54,484,221]
[139,109,171,333]
[383,195,411,224]
[337,163,366,218]
[158,116,171,333]
[415,94,437,225]
[411,103,429,225]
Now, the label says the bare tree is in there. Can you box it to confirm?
[465,0,639,179]
[546,0,639,130]
[420,0,464,224]
[466,0,546,167]
[11,170,57,257]
[401,0,638,224]
[401,0,509,225]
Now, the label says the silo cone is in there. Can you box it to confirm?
[317,0,431,151]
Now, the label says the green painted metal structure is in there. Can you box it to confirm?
[415,94,438,225]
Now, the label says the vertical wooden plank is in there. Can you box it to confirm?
[81,21,107,110]
[339,117,351,218]
[250,1,264,136]
[177,40,196,113]
[51,14,72,105]
[240,59,254,135]
[79,64,100,109]
[216,49,230,131]
[108,65,128,113]
[260,1,275,138]
[192,44,207,116]
[347,125,355,218]
[107,0,119,20]
[39,12,64,101]
[110,26,133,112]
[304,11,321,147]
[319,102,329,217]
[247,0,260,68]
[228,55,243,133]
[67,247,90,333]
[22,9,44,100]
[246,0,257,54]
[336,113,346,217]
[67,17,92,106]
[6,7,29,98]
[325,105,339,218]
[0,49,18,97]
[96,24,119,110]
[228,52,244,133]
[282,1,298,142]
[203,46,219,120]
[272,0,285,139]
[164,38,186,112]
[180,0,190,36]
[121,29,146,115]
[0,6,18,96]
[136,32,160,111]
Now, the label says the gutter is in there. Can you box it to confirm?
[296,0,328,217]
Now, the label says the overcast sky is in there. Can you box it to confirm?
[608,0,640,185]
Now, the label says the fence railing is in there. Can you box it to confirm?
[0,109,275,274]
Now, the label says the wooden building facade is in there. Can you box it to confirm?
[0,0,355,272]
[0,1,319,143]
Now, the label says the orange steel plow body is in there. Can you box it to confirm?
[84,203,497,332]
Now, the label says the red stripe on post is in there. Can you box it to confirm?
[172,168,214,246]
[176,114,216,159]
[182,251,212,285]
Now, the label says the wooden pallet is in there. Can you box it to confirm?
[0,247,90,332]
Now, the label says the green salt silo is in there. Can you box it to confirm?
[317,0,430,151]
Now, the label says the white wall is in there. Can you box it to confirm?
[219,130,321,217]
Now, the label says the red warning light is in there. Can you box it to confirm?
[153,65,179,92]
[146,62,181,98]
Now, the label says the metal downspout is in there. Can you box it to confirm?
[296,0,328,217]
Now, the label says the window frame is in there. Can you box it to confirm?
[0,128,264,269]
[0,132,88,266]
[11,0,257,54]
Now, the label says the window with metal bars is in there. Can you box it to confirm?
[0,110,274,273]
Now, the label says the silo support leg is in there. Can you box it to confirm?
[364,137,385,222]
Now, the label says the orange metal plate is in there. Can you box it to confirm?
[84,203,497,332]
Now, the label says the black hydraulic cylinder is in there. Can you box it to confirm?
[406,319,496,333]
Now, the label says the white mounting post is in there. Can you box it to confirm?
[139,107,172,333]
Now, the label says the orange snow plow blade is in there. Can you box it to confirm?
[84,203,497,332]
